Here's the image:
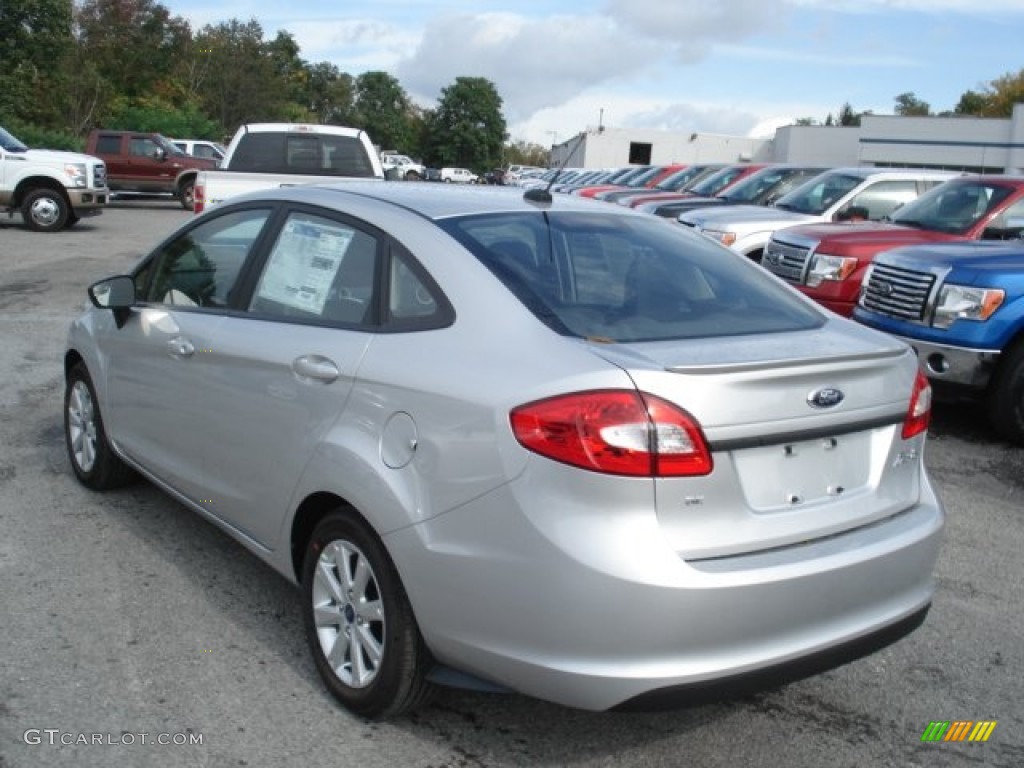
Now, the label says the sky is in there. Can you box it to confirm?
[165,0,1024,147]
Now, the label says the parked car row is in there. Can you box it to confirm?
[541,161,1024,444]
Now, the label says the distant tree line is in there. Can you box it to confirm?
[793,70,1024,127]
[0,0,551,170]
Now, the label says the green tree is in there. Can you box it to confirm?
[894,92,930,116]
[953,89,990,116]
[950,69,1024,118]
[979,69,1024,117]
[503,140,549,169]
[74,0,192,100]
[305,62,355,125]
[837,102,862,127]
[353,72,415,151]
[426,77,506,171]
[793,117,818,126]
[0,0,74,126]
[193,19,287,132]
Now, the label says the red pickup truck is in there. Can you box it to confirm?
[762,175,1024,316]
[85,130,217,210]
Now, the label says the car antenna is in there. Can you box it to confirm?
[524,131,586,205]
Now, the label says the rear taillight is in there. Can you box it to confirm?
[193,183,205,214]
[510,390,712,477]
[902,369,932,439]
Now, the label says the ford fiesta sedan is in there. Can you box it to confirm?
[64,182,944,718]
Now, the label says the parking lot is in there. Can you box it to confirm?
[0,201,1021,768]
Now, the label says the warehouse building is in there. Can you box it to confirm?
[551,103,1024,173]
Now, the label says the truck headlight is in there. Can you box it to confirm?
[933,284,1004,328]
[63,163,88,188]
[807,253,858,287]
[702,229,737,246]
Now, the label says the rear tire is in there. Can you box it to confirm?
[179,180,196,211]
[989,341,1024,445]
[301,511,434,718]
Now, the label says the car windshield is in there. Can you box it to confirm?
[440,211,823,343]
[719,168,806,203]
[0,127,29,152]
[652,166,711,192]
[686,166,750,197]
[773,172,863,215]
[887,180,1014,235]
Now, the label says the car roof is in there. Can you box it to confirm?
[229,180,643,221]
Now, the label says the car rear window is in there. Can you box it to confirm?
[440,212,824,342]
[228,133,377,177]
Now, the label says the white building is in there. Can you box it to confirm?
[550,103,1024,173]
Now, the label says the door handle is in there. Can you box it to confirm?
[167,337,195,358]
[292,354,340,384]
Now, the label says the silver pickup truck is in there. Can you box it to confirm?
[193,123,384,214]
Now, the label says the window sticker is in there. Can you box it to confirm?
[255,217,355,315]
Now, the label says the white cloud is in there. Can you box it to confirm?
[395,13,653,122]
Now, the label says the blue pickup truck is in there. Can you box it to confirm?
[853,240,1024,444]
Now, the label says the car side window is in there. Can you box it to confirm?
[389,255,441,322]
[846,180,920,220]
[248,211,380,326]
[130,137,161,159]
[138,208,272,308]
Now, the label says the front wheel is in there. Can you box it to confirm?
[989,342,1024,445]
[302,511,434,718]
[22,188,70,232]
[404,170,422,181]
[64,363,134,489]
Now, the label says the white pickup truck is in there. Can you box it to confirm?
[193,123,384,214]
[1,126,109,232]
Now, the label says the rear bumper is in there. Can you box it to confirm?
[617,602,929,710]
[386,467,944,711]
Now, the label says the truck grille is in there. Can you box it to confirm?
[93,164,107,188]
[860,262,935,321]
[762,239,810,283]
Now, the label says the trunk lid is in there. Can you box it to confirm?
[586,318,924,559]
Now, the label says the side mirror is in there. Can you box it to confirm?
[153,147,167,161]
[89,275,136,309]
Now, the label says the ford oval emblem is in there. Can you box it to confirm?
[808,387,845,409]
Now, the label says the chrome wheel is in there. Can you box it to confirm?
[29,196,61,227]
[67,379,98,474]
[21,188,69,232]
[312,539,386,688]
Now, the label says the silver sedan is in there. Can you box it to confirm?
[64,182,944,718]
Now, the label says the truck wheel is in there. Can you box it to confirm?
[990,342,1024,445]
[404,170,422,181]
[179,181,196,211]
[21,188,70,232]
